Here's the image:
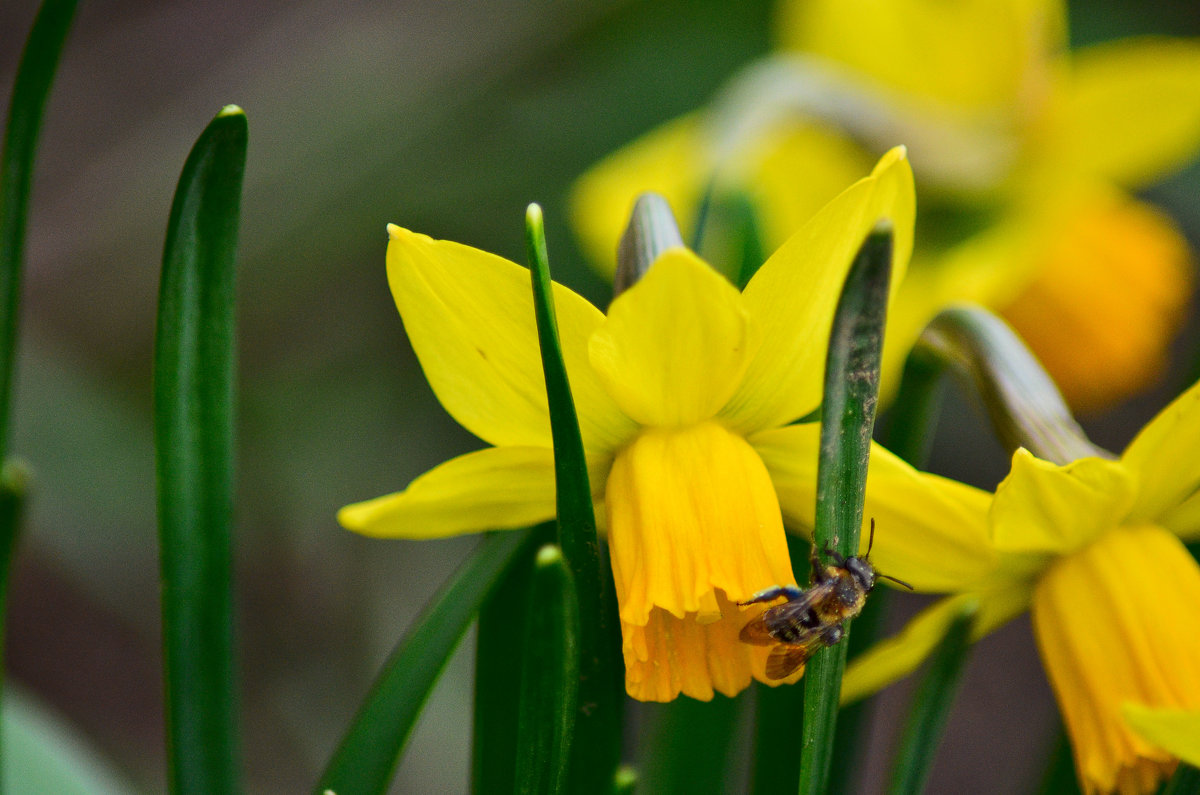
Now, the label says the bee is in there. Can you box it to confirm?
[738,519,912,680]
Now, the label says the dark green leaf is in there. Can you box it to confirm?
[154,106,246,795]
[1035,729,1082,795]
[886,601,977,795]
[0,461,27,783]
[473,523,553,794]
[641,695,745,795]
[316,529,534,795]
[798,225,893,795]
[750,531,808,795]
[881,347,946,469]
[515,544,581,795]
[0,0,78,460]
[527,204,623,791]
[1162,762,1200,795]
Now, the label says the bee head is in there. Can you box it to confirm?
[844,556,876,592]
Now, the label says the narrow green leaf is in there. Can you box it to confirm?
[154,105,246,795]
[882,346,946,469]
[472,523,552,794]
[752,681,804,795]
[1162,763,1200,795]
[316,529,534,795]
[641,695,745,794]
[798,225,893,795]
[750,531,808,795]
[1036,729,1082,795]
[527,204,623,791]
[886,600,977,795]
[0,0,78,461]
[515,544,581,795]
[0,462,28,783]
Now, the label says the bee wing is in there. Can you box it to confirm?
[765,643,816,680]
[762,581,835,628]
[739,580,833,645]
[739,613,776,645]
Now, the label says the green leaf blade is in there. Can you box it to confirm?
[526,204,623,792]
[154,105,247,795]
[316,529,534,795]
[886,601,977,795]
[515,544,581,795]
[0,0,78,459]
[798,225,893,795]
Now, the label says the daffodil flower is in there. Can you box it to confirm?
[772,380,1200,794]
[339,150,914,702]
[572,0,1200,412]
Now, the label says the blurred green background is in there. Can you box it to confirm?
[1,0,1198,792]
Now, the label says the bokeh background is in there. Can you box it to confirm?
[2,0,1200,792]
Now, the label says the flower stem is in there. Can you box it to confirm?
[915,306,1107,466]
[799,224,893,795]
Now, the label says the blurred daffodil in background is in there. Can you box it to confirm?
[573,0,1200,412]
[340,149,913,702]
[780,378,1200,794]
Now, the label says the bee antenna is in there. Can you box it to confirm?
[866,517,876,557]
[877,572,914,591]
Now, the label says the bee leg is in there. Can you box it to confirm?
[820,624,844,648]
[809,545,832,583]
[739,585,805,606]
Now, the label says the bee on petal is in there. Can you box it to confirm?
[739,519,911,679]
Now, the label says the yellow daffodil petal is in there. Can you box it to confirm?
[622,590,802,702]
[1123,705,1200,770]
[1033,525,1200,795]
[722,148,915,433]
[841,584,1031,705]
[998,189,1191,413]
[339,446,569,539]
[386,225,636,452]
[989,449,1136,554]
[1045,37,1200,187]
[750,424,996,592]
[1123,378,1200,526]
[605,421,794,628]
[570,115,708,277]
[779,0,1064,114]
[589,249,759,427]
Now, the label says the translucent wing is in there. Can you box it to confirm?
[765,643,816,680]
[739,612,777,645]
[739,580,833,645]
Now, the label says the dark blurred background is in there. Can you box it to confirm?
[2,1,1199,792]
